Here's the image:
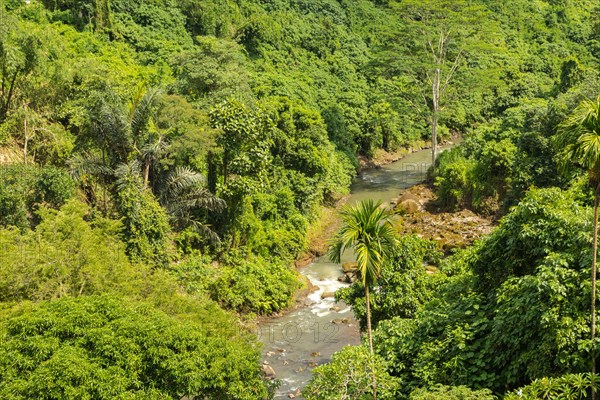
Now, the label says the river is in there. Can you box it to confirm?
[259,145,451,398]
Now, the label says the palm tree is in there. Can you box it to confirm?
[138,131,168,188]
[68,151,115,214]
[328,199,397,400]
[556,95,600,396]
[159,166,226,244]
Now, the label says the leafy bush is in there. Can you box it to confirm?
[434,138,518,215]
[434,148,477,210]
[410,384,496,400]
[116,170,172,267]
[0,200,131,302]
[174,253,300,314]
[0,165,75,230]
[0,199,201,310]
[213,257,300,314]
[0,295,270,399]
[504,373,599,400]
[303,345,400,400]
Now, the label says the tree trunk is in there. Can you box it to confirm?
[431,67,440,172]
[143,161,150,188]
[223,149,229,185]
[23,113,28,164]
[365,285,377,400]
[102,146,107,216]
[381,121,389,152]
[207,151,218,193]
[593,190,599,400]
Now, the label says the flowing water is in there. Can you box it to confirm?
[259,145,453,398]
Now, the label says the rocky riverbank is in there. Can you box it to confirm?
[392,183,495,252]
[270,182,495,332]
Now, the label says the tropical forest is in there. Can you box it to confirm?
[0,0,599,399]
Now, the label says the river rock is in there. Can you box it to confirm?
[337,275,347,282]
[321,291,335,299]
[330,305,341,312]
[342,261,358,273]
[397,192,420,203]
[262,364,276,379]
[396,198,420,214]
[332,318,343,325]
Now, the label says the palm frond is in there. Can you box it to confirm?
[556,95,600,172]
[114,160,142,191]
[67,152,114,181]
[130,87,160,139]
[328,199,397,286]
[140,134,168,161]
[165,166,205,197]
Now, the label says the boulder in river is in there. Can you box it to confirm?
[321,291,335,299]
[262,364,276,379]
[397,192,420,203]
[342,261,358,273]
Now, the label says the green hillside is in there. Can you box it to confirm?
[0,0,599,398]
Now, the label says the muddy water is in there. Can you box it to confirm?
[259,145,452,398]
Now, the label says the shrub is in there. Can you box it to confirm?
[303,345,400,400]
[0,295,270,399]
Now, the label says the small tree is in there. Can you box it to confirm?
[329,199,397,399]
[115,160,171,267]
[556,95,600,398]
[383,0,496,170]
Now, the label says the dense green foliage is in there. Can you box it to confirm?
[0,165,74,230]
[432,0,600,214]
[0,295,268,399]
[173,253,300,314]
[2,0,600,397]
[505,373,599,400]
[327,187,598,398]
[303,345,400,400]
[409,385,496,400]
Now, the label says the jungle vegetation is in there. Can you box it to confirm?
[0,0,599,398]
